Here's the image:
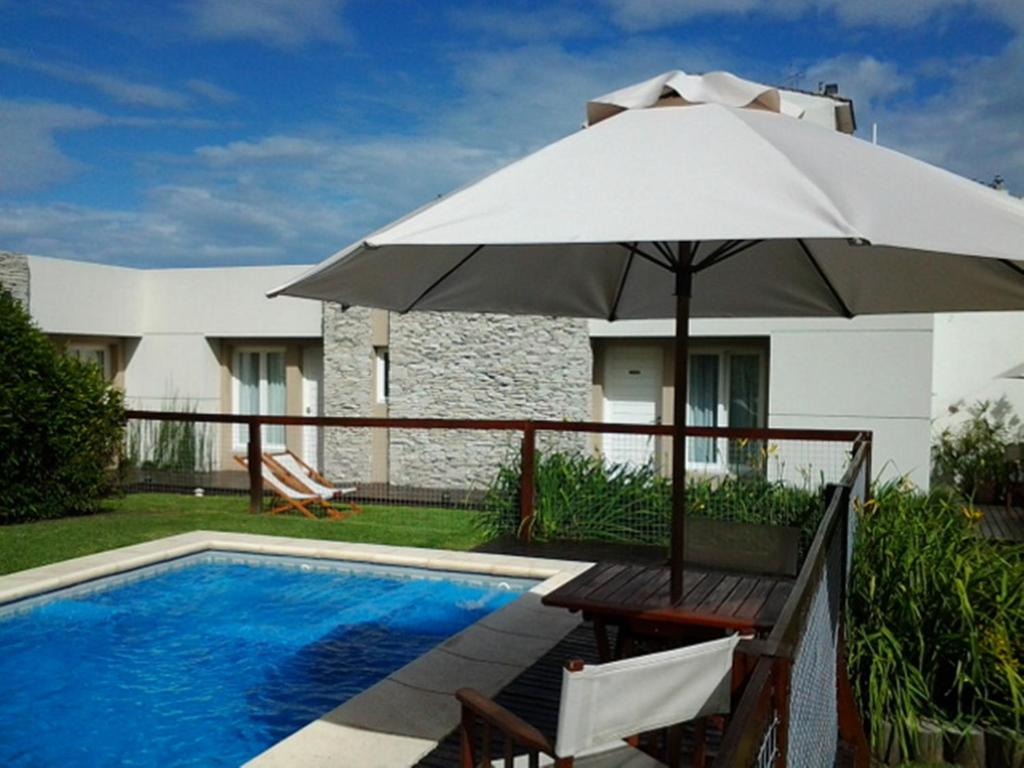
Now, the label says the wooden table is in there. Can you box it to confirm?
[542,563,793,661]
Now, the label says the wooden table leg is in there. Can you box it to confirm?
[615,623,634,659]
[592,617,612,662]
[666,723,683,768]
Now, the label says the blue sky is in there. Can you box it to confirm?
[1,0,1021,268]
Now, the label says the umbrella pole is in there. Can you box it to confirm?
[670,247,692,602]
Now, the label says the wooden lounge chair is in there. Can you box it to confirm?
[456,633,740,767]
[264,449,363,515]
[234,455,348,520]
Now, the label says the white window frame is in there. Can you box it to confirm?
[685,345,767,474]
[232,346,287,451]
[67,343,112,381]
[374,346,389,404]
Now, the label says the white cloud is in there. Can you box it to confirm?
[868,39,1024,189]
[804,54,914,109]
[0,48,189,109]
[0,98,230,195]
[602,0,1024,31]
[187,0,350,48]
[0,197,327,268]
[602,0,766,30]
[453,5,600,42]
[0,101,106,193]
[439,39,732,155]
[185,79,239,105]
[197,136,329,163]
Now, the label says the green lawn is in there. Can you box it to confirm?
[0,493,488,575]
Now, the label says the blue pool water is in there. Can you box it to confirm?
[0,552,531,767]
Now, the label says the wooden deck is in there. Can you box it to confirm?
[414,623,717,767]
[977,505,1024,542]
[543,563,793,634]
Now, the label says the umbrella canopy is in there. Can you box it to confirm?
[271,72,1024,317]
[271,70,1024,599]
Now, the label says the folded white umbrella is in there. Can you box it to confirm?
[271,69,1024,599]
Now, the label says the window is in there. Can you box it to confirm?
[67,344,112,380]
[374,346,389,404]
[685,350,764,472]
[233,348,286,450]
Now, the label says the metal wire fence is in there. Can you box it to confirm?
[784,514,843,768]
[714,440,871,767]
[118,413,866,569]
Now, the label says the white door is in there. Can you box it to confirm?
[302,346,323,470]
[602,346,662,469]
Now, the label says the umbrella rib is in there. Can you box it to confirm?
[696,240,739,267]
[400,244,485,314]
[691,239,763,273]
[798,239,854,318]
[608,249,636,321]
[655,242,679,267]
[617,242,675,272]
[1001,259,1024,278]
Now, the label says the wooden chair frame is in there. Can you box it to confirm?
[233,455,349,520]
[457,639,759,768]
[263,448,364,515]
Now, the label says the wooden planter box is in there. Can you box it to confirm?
[878,719,1024,767]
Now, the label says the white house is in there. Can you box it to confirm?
[5,249,1023,492]
[11,254,324,472]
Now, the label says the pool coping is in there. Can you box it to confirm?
[0,532,594,768]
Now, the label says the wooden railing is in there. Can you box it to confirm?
[125,409,869,540]
[714,437,872,767]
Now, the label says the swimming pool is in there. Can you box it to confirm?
[0,551,533,767]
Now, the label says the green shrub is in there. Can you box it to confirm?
[0,289,125,522]
[848,482,1024,757]
[479,449,823,550]
[932,399,1020,499]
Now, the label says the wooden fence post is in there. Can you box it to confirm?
[773,656,792,768]
[519,424,536,543]
[247,419,262,514]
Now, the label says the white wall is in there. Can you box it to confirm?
[931,311,1024,432]
[28,256,145,336]
[141,265,321,336]
[122,336,222,410]
[27,255,321,410]
[590,314,935,488]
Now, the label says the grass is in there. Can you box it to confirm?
[0,493,487,576]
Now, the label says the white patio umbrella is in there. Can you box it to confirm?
[270,70,1024,600]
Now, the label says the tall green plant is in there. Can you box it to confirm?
[932,399,1020,499]
[0,288,125,522]
[848,482,1024,756]
[125,396,213,473]
[479,449,823,550]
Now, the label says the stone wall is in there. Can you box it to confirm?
[0,251,29,308]
[321,303,373,481]
[387,312,592,489]
[321,306,594,490]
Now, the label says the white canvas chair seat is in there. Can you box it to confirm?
[260,462,318,500]
[554,634,739,756]
[268,450,357,500]
[494,741,665,767]
[459,634,741,768]
[236,455,319,501]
